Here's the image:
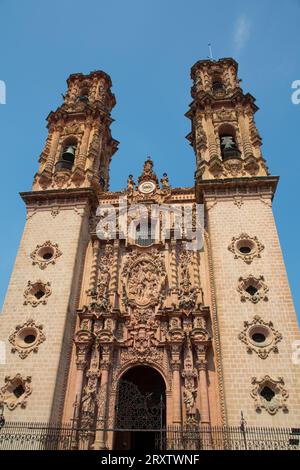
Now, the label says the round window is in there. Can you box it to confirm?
[16,327,38,348]
[37,246,55,261]
[248,325,271,346]
[236,239,255,255]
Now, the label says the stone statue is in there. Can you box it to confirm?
[160,173,170,189]
[127,175,135,193]
[183,387,197,414]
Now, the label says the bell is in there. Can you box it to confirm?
[62,145,76,162]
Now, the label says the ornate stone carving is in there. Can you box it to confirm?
[80,368,100,429]
[228,233,264,264]
[126,158,171,203]
[9,319,46,359]
[238,316,282,359]
[0,374,32,410]
[233,196,244,208]
[177,248,201,315]
[73,330,94,370]
[122,250,166,309]
[251,376,289,415]
[30,241,62,270]
[85,244,113,315]
[237,275,269,303]
[23,280,52,307]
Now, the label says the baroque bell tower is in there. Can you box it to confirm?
[186,58,300,426]
[34,70,118,192]
[0,71,118,423]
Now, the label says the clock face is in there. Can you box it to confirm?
[138,181,155,194]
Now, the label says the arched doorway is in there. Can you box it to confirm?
[114,366,166,450]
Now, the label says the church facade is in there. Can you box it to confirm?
[0,58,299,450]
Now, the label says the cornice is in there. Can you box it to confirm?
[196,176,279,203]
[20,187,98,209]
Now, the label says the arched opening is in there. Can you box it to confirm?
[114,366,166,450]
[219,124,241,160]
[78,86,89,103]
[212,74,225,94]
[56,137,77,171]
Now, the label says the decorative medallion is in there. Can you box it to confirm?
[9,319,46,359]
[228,233,264,264]
[30,241,62,270]
[0,374,32,410]
[138,181,156,195]
[238,316,282,359]
[23,280,52,307]
[251,376,289,415]
[237,275,268,304]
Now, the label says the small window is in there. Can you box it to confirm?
[260,386,275,402]
[13,384,25,399]
[245,285,258,297]
[136,222,155,247]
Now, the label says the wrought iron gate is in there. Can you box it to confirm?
[114,379,165,430]
[113,379,165,450]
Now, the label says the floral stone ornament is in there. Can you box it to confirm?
[30,240,62,270]
[251,376,289,415]
[237,275,269,304]
[228,233,264,264]
[238,315,282,359]
[23,280,52,307]
[0,374,32,410]
[9,319,46,359]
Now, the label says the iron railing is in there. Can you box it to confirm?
[0,422,299,450]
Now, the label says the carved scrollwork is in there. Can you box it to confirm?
[238,315,282,359]
[23,280,52,307]
[122,250,166,309]
[9,319,46,359]
[30,240,62,270]
[228,233,264,264]
[0,374,32,410]
[237,275,268,304]
[251,376,289,415]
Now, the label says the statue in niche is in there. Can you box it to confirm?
[183,387,197,414]
[81,385,96,414]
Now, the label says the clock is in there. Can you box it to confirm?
[138,181,156,194]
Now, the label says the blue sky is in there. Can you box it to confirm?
[0,0,299,321]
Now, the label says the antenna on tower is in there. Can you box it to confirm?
[208,43,214,60]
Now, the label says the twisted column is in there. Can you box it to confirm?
[45,128,61,172]
[237,109,253,158]
[89,239,100,293]
[77,123,92,169]
[196,346,211,425]
[93,346,112,450]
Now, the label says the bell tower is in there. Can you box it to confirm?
[186,58,268,184]
[34,71,118,192]
[186,58,300,426]
[0,70,118,423]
